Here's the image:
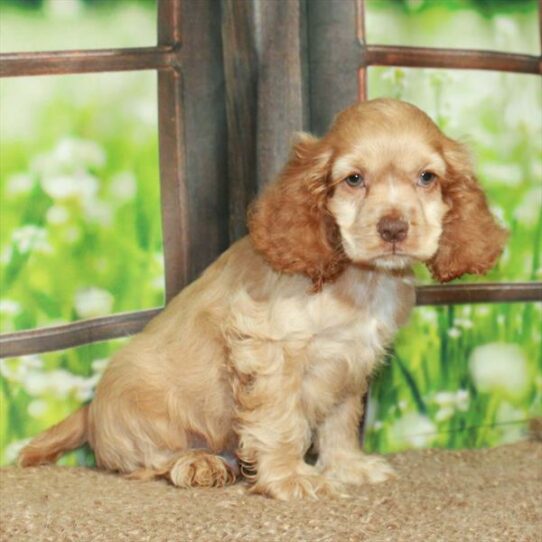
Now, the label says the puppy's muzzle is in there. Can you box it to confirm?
[377,215,409,243]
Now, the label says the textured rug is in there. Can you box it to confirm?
[1,441,540,542]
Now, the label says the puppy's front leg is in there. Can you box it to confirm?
[316,393,395,486]
[230,343,342,500]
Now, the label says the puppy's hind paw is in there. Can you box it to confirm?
[167,450,237,488]
[362,455,396,484]
[321,453,396,486]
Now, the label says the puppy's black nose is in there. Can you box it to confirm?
[377,216,409,243]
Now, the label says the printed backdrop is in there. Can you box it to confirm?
[0,0,540,465]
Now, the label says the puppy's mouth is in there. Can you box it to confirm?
[366,241,419,268]
[371,253,413,269]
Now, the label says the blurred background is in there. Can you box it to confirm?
[0,0,540,465]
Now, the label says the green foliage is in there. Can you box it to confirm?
[384,0,537,15]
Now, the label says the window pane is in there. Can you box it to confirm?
[0,338,128,466]
[0,71,163,332]
[364,302,542,453]
[369,67,542,283]
[365,0,539,55]
[0,0,156,53]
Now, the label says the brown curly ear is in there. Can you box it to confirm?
[427,139,508,282]
[248,133,348,290]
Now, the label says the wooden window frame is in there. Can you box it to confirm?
[0,0,541,358]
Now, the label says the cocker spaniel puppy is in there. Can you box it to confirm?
[19,99,507,500]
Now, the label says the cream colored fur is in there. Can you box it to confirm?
[20,237,414,499]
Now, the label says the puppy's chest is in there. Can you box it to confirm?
[292,280,408,423]
[301,307,392,398]
[275,271,405,348]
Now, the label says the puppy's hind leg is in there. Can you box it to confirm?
[165,450,238,488]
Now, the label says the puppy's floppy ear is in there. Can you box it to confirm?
[248,132,348,290]
[427,139,508,282]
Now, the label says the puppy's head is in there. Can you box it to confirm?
[249,98,507,288]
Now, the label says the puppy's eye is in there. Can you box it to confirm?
[418,171,436,186]
[345,174,365,188]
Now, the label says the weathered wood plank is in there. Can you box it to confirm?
[221,0,259,240]
[306,0,361,135]
[177,0,230,280]
[0,47,173,77]
[0,309,161,358]
[254,0,308,187]
[365,45,541,74]
[157,0,189,301]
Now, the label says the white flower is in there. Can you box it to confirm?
[490,205,507,228]
[531,159,542,181]
[41,171,99,202]
[46,205,70,225]
[0,247,12,265]
[435,407,454,422]
[454,318,474,330]
[23,369,75,398]
[83,199,113,226]
[495,402,527,444]
[53,138,106,169]
[132,101,157,126]
[469,343,529,399]
[22,368,96,401]
[73,373,100,402]
[417,307,438,324]
[11,225,52,254]
[434,392,455,407]
[28,400,48,418]
[75,287,114,319]
[381,68,406,82]
[496,402,525,423]
[91,358,109,375]
[3,438,31,465]
[0,359,17,381]
[432,389,470,421]
[493,16,518,50]
[388,413,437,449]
[153,252,164,267]
[0,355,44,382]
[7,173,35,195]
[364,397,378,428]
[110,171,137,202]
[63,226,81,244]
[31,152,59,178]
[447,327,461,339]
[455,389,470,411]
[152,276,164,291]
[514,187,542,227]
[0,299,22,317]
[45,0,82,19]
[480,163,522,186]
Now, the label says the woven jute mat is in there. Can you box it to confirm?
[1,441,540,542]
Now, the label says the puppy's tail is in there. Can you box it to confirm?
[18,404,90,467]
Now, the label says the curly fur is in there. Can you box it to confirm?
[19,99,506,500]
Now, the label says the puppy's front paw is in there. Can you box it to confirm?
[253,471,346,500]
[321,453,396,486]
